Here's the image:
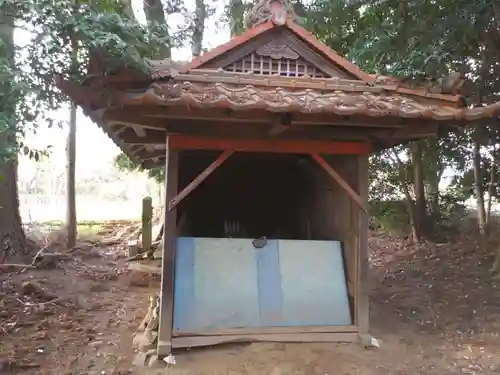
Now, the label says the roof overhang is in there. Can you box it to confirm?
[57,72,500,169]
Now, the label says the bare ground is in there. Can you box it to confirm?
[1,224,500,375]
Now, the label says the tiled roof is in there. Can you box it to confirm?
[117,80,500,122]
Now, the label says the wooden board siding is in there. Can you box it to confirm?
[173,237,352,335]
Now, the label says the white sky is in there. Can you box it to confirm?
[18,0,230,181]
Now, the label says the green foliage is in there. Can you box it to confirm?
[0,0,175,163]
[301,0,500,235]
[114,152,164,183]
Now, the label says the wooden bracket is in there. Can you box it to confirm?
[310,152,368,214]
[168,149,234,211]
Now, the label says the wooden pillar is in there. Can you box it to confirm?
[142,196,153,255]
[356,154,370,339]
[157,136,179,357]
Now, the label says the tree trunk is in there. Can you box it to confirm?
[229,0,247,37]
[0,5,30,263]
[120,0,135,18]
[66,103,77,248]
[143,0,170,59]
[425,138,442,219]
[191,0,206,58]
[412,141,428,236]
[473,138,487,237]
[486,144,497,229]
[392,149,420,242]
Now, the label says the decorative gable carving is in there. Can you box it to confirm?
[256,40,299,60]
[219,32,350,78]
[197,28,354,79]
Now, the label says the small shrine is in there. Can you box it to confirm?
[59,0,500,361]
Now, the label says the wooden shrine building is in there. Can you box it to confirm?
[59,0,500,359]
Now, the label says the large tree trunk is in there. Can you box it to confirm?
[191,0,206,57]
[0,5,30,263]
[143,0,170,59]
[120,0,135,18]
[0,154,29,263]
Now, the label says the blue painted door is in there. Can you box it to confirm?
[173,237,352,333]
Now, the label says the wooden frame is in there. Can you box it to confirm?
[168,135,372,154]
[356,155,370,340]
[157,136,179,357]
[174,325,357,337]
[172,332,360,349]
[156,137,370,354]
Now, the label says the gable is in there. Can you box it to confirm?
[196,27,354,79]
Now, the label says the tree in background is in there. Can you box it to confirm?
[0,2,26,262]
[113,0,210,187]
[302,0,500,243]
[0,0,170,261]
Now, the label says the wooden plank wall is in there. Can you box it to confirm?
[308,155,359,323]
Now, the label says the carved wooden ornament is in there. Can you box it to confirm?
[256,40,299,60]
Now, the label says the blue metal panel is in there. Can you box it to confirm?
[176,238,260,331]
[173,237,195,332]
[256,240,283,325]
[173,237,352,332]
[279,240,352,326]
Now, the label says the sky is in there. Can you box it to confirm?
[17,0,230,182]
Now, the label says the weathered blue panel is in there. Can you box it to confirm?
[173,237,351,332]
[279,240,352,326]
[185,238,260,330]
[172,237,195,333]
[256,240,283,325]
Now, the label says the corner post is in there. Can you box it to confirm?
[157,136,179,357]
[356,154,370,342]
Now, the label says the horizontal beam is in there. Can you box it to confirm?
[169,135,372,154]
[171,332,359,349]
[102,107,407,128]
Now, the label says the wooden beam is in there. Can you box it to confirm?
[101,107,408,128]
[168,150,234,211]
[169,135,372,155]
[157,136,179,358]
[107,113,387,142]
[356,155,370,338]
[172,332,359,349]
[310,152,368,213]
[174,325,357,337]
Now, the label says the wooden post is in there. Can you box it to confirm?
[356,154,370,341]
[157,136,179,357]
[142,196,153,255]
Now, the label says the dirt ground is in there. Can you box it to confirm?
[1,223,500,375]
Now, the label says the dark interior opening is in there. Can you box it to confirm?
[177,150,317,240]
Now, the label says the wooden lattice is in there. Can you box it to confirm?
[223,40,329,78]
[224,53,328,78]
